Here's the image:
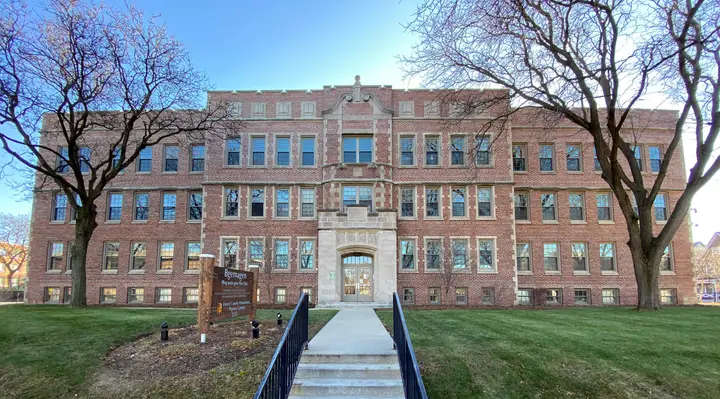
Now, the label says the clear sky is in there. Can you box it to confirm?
[1,0,718,243]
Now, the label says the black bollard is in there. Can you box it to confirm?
[160,322,169,341]
[277,312,283,326]
[251,319,260,339]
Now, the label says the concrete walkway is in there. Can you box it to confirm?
[308,307,394,353]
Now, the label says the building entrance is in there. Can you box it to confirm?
[341,254,373,302]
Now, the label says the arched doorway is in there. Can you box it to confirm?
[342,254,373,302]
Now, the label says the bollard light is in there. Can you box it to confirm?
[160,322,169,341]
[251,319,260,339]
[277,312,283,326]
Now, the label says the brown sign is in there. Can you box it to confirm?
[210,266,254,321]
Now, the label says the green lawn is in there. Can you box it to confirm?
[0,305,336,398]
[377,307,720,399]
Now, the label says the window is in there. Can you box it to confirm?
[342,136,373,163]
[400,188,415,218]
[163,145,179,172]
[631,145,643,171]
[301,137,315,166]
[137,147,152,172]
[103,242,119,270]
[654,194,668,221]
[403,288,415,304]
[224,188,239,217]
[425,239,441,270]
[451,187,466,217]
[275,287,287,304]
[112,149,121,170]
[299,239,314,269]
[569,193,585,221]
[574,289,590,305]
[593,148,602,171]
[481,287,495,305]
[424,100,440,117]
[301,287,312,302]
[79,147,91,173]
[107,193,123,221]
[400,239,416,270]
[512,144,527,171]
[518,289,532,305]
[566,144,581,171]
[162,193,176,221]
[301,188,315,218]
[251,137,265,166]
[455,287,468,305]
[541,193,556,221]
[52,193,67,221]
[429,287,441,305]
[342,186,373,210]
[425,187,440,217]
[128,288,144,304]
[477,239,495,271]
[188,192,203,220]
[600,243,616,272]
[274,240,289,269]
[156,288,172,303]
[226,138,241,166]
[571,243,588,272]
[248,239,264,267]
[48,242,64,270]
[543,243,559,272]
[67,243,74,271]
[57,147,69,173]
[251,102,266,118]
[400,136,415,166]
[516,243,531,272]
[186,242,201,270]
[477,187,493,217]
[596,193,612,221]
[452,239,468,270]
[400,101,414,116]
[222,239,238,269]
[660,245,674,272]
[100,287,117,304]
[159,242,174,270]
[134,193,149,221]
[546,289,562,305]
[602,288,619,305]
[425,136,439,166]
[69,193,80,221]
[131,242,146,270]
[251,188,265,217]
[451,136,465,165]
[660,288,676,304]
[475,136,491,165]
[63,287,72,303]
[276,101,291,118]
[184,288,199,304]
[649,146,662,173]
[514,192,529,221]
[188,145,204,172]
[539,144,554,171]
[227,101,242,118]
[301,101,316,118]
[276,137,290,166]
[275,189,290,218]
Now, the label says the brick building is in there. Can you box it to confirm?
[26,77,695,307]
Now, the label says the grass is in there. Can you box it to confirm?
[0,305,336,398]
[377,307,720,399]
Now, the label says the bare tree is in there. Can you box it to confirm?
[694,246,720,281]
[0,0,232,306]
[0,213,29,288]
[403,0,720,309]
[432,238,474,301]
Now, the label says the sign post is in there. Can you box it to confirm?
[198,254,215,344]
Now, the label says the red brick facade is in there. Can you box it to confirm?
[26,79,695,307]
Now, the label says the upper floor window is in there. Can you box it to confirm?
[131,242,146,269]
[159,242,174,270]
[541,193,556,221]
[134,193,149,221]
[631,145,644,171]
[451,136,465,165]
[276,137,290,166]
[514,192,529,221]
[276,101,291,118]
[477,239,495,271]
[251,188,265,217]
[107,193,123,221]
[400,137,415,166]
[400,188,415,218]
[274,240,289,269]
[566,144,581,171]
[112,148,121,169]
[512,144,526,171]
[343,136,373,164]
[569,193,585,221]
[251,102,266,118]
[222,239,238,269]
[137,147,152,172]
[539,144,554,171]
[543,243,559,272]
[227,101,242,118]
[52,192,67,221]
[451,239,468,270]
[301,137,315,166]
[649,146,662,173]
[301,188,315,218]
[660,244,674,272]
[475,136,490,166]
[104,242,120,270]
[301,101,316,118]
[425,187,440,218]
[48,242,64,271]
[477,187,493,217]
[186,242,201,270]
[251,137,265,166]
[191,145,205,172]
[426,239,441,270]
[188,192,203,220]
[78,147,91,173]
[425,136,439,166]
[571,243,588,272]
[226,138,241,166]
[451,187,466,217]
[424,101,440,117]
[400,239,416,270]
[300,239,315,269]
[162,193,176,221]
[248,239,264,267]
[516,243,531,272]
[224,188,238,217]
[57,147,70,173]
[654,194,668,221]
[164,145,179,172]
[399,101,414,117]
[594,148,602,171]
[342,186,373,210]
[275,188,290,218]
[597,193,612,221]
[600,243,616,272]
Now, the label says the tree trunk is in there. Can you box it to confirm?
[70,205,98,307]
[6,270,15,288]
[629,235,662,311]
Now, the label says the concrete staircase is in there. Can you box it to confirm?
[314,301,391,309]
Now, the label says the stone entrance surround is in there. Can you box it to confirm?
[317,206,397,306]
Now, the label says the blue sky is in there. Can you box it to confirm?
[1,0,718,243]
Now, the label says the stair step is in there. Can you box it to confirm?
[295,362,401,379]
[301,351,397,364]
[289,396,404,399]
[291,378,404,397]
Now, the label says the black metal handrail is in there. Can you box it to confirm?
[393,292,429,399]
[253,292,309,399]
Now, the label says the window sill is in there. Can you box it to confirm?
[477,270,498,274]
[656,221,667,225]
[297,269,316,273]
[273,165,292,169]
[220,216,240,221]
[600,271,619,276]
[272,269,291,273]
[161,171,178,175]
[156,269,173,274]
[450,216,471,221]
[448,165,469,169]
[453,269,472,274]
[573,271,591,276]
[159,220,175,224]
[101,270,118,275]
[298,217,317,221]
[189,171,204,175]
[398,217,418,221]
[299,165,317,168]
[398,165,417,169]
[129,269,145,275]
[476,217,497,221]
[424,217,444,221]
[544,271,562,275]
[423,165,442,168]
[567,170,583,174]
[248,217,266,221]
[69,221,76,224]
[598,220,615,225]
[50,221,65,225]
[513,170,528,174]
[64,270,72,275]
[398,269,419,273]
[272,217,292,221]
[105,220,121,225]
[184,270,200,275]
[46,270,62,274]
[539,171,556,174]
[660,271,676,275]
[223,164,242,168]
[132,220,149,224]
[542,220,559,224]
[570,220,587,224]
[135,171,151,175]
[517,271,533,275]
[248,165,267,168]
[474,164,495,169]
[186,220,202,224]
[515,220,531,224]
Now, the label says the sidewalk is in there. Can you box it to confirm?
[307,307,394,353]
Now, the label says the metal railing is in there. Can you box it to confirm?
[253,292,309,399]
[392,292,429,399]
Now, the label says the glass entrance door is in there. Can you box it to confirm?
[341,254,373,302]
